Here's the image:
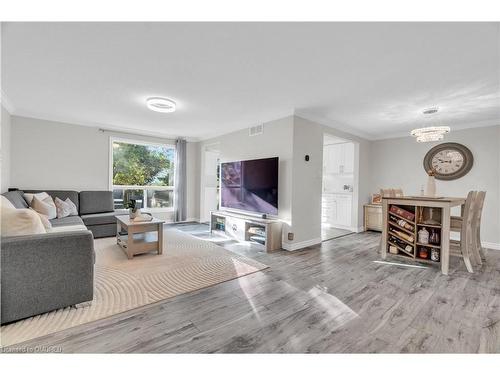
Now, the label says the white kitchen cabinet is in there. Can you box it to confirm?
[324,143,354,175]
[342,142,354,174]
[322,193,352,228]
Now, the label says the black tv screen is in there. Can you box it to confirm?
[220,157,279,215]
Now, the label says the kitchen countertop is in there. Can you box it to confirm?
[323,191,353,195]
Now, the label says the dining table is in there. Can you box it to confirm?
[381,196,466,275]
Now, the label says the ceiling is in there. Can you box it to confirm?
[2,22,499,140]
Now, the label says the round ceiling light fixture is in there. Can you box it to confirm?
[410,107,450,143]
[146,97,176,113]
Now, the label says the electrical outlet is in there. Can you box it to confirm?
[288,232,294,241]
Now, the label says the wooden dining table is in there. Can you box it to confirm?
[381,196,466,275]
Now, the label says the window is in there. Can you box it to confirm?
[110,138,175,210]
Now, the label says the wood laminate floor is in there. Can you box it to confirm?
[321,226,353,241]
[4,225,500,353]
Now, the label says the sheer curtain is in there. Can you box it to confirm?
[174,138,187,221]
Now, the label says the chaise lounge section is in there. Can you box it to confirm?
[1,189,125,324]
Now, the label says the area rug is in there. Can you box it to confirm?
[0,229,268,347]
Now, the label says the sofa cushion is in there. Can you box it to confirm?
[24,190,79,212]
[2,191,29,209]
[79,191,114,215]
[54,197,78,218]
[81,212,118,226]
[1,196,46,236]
[48,224,88,233]
[31,195,57,219]
[50,216,85,227]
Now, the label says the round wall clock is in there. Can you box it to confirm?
[423,142,473,180]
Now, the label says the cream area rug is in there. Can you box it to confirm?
[0,229,268,347]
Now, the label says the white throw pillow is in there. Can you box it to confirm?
[31,195,57,219]
[30,208,52,229]
[54,197,78,218]
[23,191,50,205]
[1,196,46,236]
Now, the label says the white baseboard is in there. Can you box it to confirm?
[282,237,322,251]
[323,224,361,233]
[450,232,500,250]
[482,242,500,251]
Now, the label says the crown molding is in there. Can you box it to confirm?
[294,110,500,142]
[12,110,201,142]
[0,90,15,114]
[370,118,500,141]
[293,110,374,141]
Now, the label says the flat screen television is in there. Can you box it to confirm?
[220,157,279,215]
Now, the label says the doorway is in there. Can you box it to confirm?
[200,143,220,223]
[321,134,357,241]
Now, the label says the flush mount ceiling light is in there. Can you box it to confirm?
[410,107,450,143]
[146,97,176,113]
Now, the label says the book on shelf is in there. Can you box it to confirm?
[389,205,415,221]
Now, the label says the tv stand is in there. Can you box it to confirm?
[210,210,283,252]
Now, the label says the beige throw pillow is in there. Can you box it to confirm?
[54,197,78,218]
[23,191,50,205]
[31,195,57,219]
[30,208,52,229]
[1,196,46,236]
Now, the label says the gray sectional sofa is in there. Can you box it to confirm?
[1,189,125,324]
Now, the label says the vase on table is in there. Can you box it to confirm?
[129,208,141,219]
[426,170,436,197]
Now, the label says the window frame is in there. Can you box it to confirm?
[108,136,176,212]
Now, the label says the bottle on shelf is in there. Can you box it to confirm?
[388,235,414,254]
[390,214,414,231]
[430,248,440,262]
[419,247,429,259]
[429,229,440,245]
[390,227,414,243]
[418,227,429,244]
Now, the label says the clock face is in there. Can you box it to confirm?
[431,150,464,176]
[423,143,473,180]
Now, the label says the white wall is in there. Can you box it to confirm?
[199,115,370,250]
[295,115,372,233]
[290,117,324,246]
[1,105,11,193]
[370,125,500,247]
[11,116,109,190]
[199,116,295,247]
[10,116,200,221]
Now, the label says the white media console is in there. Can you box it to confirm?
[210,210,283,252]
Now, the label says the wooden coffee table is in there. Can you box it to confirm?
[116,215,165,259]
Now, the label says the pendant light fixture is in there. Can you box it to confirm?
[411,107,450,142]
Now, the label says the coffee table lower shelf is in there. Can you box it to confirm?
[115,215,165,259]
[117,232,161,258]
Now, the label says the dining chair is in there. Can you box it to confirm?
[450,191,486,266]
[380,188,404,198]
[450,191,476,273]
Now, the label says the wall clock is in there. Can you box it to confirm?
[423,142,473,180]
